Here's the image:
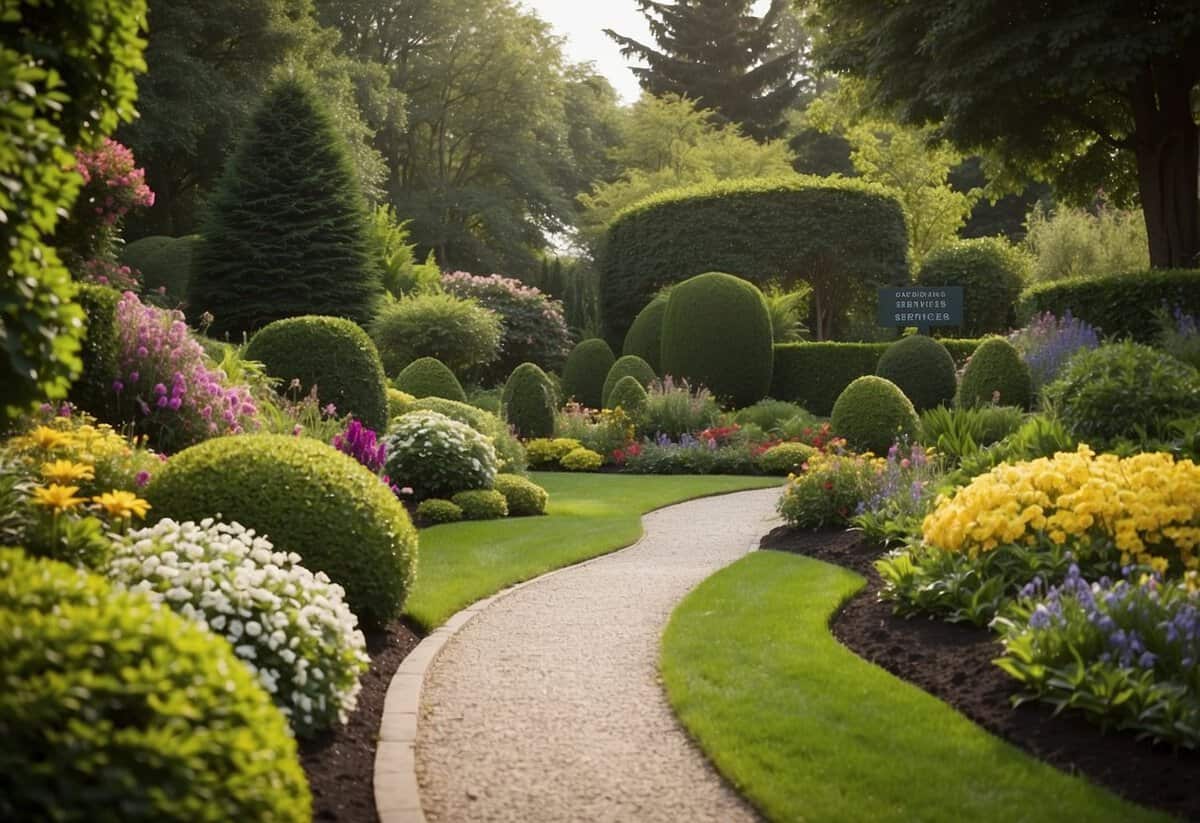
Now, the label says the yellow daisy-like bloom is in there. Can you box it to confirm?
[91,490,151,521]
[32,484,87,513]
[28,425,71,451]
[40,460,96,485]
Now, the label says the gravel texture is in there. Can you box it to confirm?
[414,487,781,822]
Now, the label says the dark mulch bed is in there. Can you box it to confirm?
[759,525,1200,822]
[299,620,421,822]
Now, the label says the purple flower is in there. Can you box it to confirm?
[135,470,151,487]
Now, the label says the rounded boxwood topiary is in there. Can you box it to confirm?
[246,315,389,431]
[0,548,311,822]
[145,434,417,630]
[493,473,548,516]
[562,338,616,409]
[758,442,817,475]
[607,375,649,417]
[415,498,464,526]
[622,294,668,373]
[387,388,415,419]
[602,354,657,408]
[68,283,121,422]
[394,356,467,403]
[502,363,557,438]
[368,292,502,377]
[660,272,773,408]
[560,447,603,471]
[917,238,1030,337]
[830,376,920,455]
[957,337,1033,410]
[525,437,583,467]
[875,335,958,412]
[451,489,508,520]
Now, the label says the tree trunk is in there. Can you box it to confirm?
[1130,62,1200,269]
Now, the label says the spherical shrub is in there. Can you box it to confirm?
[451,489,508,520]
[562,338,616,409]
[502,362,557,438]
[493,473,548,516]
[405,396,527,474]
[602,355,657,408]
[245,315,389,431]
[734,399,815,433]
[876,335,958,411]
[607,375,649,417]
[1041,342,1200,447]
[145,434,416,630]
[957,337,1033,410]
[369,292,502,377]
[384,411,499,501]
[831,376,919,455]
[387,388,415,419]
[69,283,121,422]
[394,356,467,403]
[108,518,369,737]
[416,498,464,525]
[622,294,668,373]
[917,237,1030,336]
[561,447,603,471]
[758,442,817,475]
[526,437,583,467]
[120,234,200,303]
[0,548,311,822]
[660,272,773,408]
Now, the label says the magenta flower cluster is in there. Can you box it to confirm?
[80,258,141,290]
[75,138,155,227]
[332,419,387,474]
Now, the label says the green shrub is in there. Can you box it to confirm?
[415,498,463,526]
[1017,269,1200,343]
[145,435,416,630]
[660,272,774,408]
[493,473,549,516]
[245,315,388,431]
[771,343,885,416]
[560,447,603,472]
[777,453,879,528]
[387,388,415,419]
[607,376,649,417]
[622,442,760,475]
[526,437,583,467]
[621,294,669,372]
[758,442,817,475]
[831,376,919,454]
[562,338,616,408]
[875,335,958,411]
[384,410,499,500]
[68,284,121,422]
[0,548,310,822]
[394,357,467,403]
[602,355,657,408]
[735,399,816,433]
[502,362,557,438]
[957,337,1033,410]
[1021,201,1149,282]
[917,405,1025,464]
[467,386,502,414]
[1041,342,1200,448]
[404,395,526,474]
[916,238,1030,337]
[369,292,502,377]
[120,235,200,303]
[641,377,721,438]
[451,489,508,520]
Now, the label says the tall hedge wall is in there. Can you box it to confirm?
[599,176,909,345]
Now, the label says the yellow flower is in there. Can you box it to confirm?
[28,426,71,451]
[40,460,95,485]
[32,484,87,513]
[92,490,151,521]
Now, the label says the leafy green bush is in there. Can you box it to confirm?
[734,399,814,433]
[758,442,817,475]
[1041,342,1200,448]
[120,235,200,303]
[622,441,760,475]
[777,452,879,528]
[415,498,464,526]
[451,489,508,520]
[384,411,499,501]
[607,376,649,417]
[404,395,526,475]
[918,404,1025,464]
[830,376,919,455]
[948,414,1077,485]
[0,548,310,821]
[526,437,583,467]
[387,388,415,419]
[493,473,548,516]
[562,338,616,409]
[640,377,721,438]
[957,337,1033,410]
[394,357,467,403]
[916,238,1030,337]
[560,447,604,471]
[369,292,502,376]
[875,335,958,411]
[69,284,121,422]
[621,294,668,372]
[602,355,657,408]
[368,204,441,298]
[145,435,417,630]
[245,316,388,431]
[502,362,557,438]
[660,272,774,408]
[1021,201,1149,283]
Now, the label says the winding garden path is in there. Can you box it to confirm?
[391,487,781,822]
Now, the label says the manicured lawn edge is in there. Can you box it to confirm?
[660,551,1170,823]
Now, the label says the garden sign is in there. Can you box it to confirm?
[877,286,963,333]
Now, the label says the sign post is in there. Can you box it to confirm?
[877,286,963,334]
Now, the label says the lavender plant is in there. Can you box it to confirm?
[1008,310,1100,392]
[852,441,944,547]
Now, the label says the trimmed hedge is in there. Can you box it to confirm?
[599,176,908,343]
[502,363,557,438]
[660,272,774,408]
[602,355,657,408]
[451,489,508,520]
[831,376,919,455]
[245,315,388,431]
[876,335,958,411]
[622,294,668,372]
[957,337,1033,410]
[394,357,467,403]
[120,235,200,303]
[916,238,1031,336]
[69,284,121,422]
[1017,269,1200,343]
[562,338,615,409]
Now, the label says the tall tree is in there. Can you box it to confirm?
[807,0,1200,269]
[605,0,803,140]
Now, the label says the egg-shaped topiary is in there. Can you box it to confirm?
[383,410,499,501]
[622,294,668,373]
[493,473,549,516]
[451,489,508,520]
[957,337,1033,410]
[757,442,817,475]
[245,316,389,431]
[562,338,616,409]
[607,375,649,417]
[393,356,467,403]
[831,376,919,455]
[660,273,773,408]
[145,434,417,630]
[502,362,557,438]
[875,335,958,412]
[602,355,656,408]
[0,548,311,822]
[415,498,463,526]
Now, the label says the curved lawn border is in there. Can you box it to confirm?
[660,551,1171,823]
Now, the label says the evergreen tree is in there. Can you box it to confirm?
[190,78,383,339]
[605,0,802,141]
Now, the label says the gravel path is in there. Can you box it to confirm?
[415,487,781,822]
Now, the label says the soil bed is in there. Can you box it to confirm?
[759,526,1200,822]
[299,619,420,822]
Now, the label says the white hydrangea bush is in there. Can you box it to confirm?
[107,517,370,737]
[384,409,499,499]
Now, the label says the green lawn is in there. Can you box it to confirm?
[660,551,1169,823]
[402,472,781,631]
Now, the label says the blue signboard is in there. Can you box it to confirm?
[877,286,963,328]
